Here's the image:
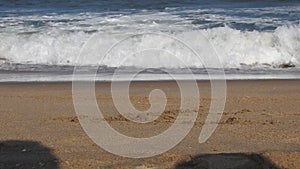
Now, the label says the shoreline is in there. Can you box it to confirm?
[1,69,300,82]
[0,78,300,84]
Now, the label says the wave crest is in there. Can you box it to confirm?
[0,25,299,69]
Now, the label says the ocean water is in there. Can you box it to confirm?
[0,0,299,81]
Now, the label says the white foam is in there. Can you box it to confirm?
[0,25,299,69]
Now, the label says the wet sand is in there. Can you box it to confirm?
[0,80,299,169]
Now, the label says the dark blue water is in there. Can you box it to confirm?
[0,0,299,31]
[1,0,300,12]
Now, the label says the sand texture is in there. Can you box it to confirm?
[0,80,299,169]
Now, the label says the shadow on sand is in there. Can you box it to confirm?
[0,140,59,169]
[174,153,281,169]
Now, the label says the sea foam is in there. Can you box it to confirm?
[0,25,299,69]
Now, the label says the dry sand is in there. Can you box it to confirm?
[0,80,299,169]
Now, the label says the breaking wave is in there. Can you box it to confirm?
[0,25,299,69]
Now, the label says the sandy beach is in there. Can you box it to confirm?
[0,80,299,169]
[1,0,300,168]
